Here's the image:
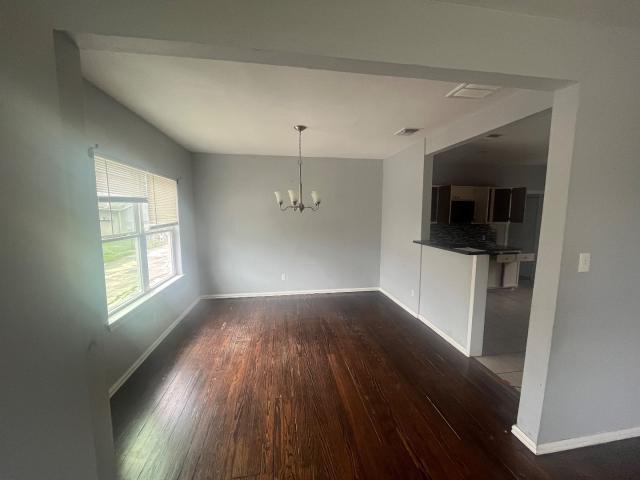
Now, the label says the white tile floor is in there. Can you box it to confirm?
[477,278,533,392]
[476,353,525,391]
[482,280,532,356]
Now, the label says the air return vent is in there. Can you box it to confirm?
[394,127,422,136]
[446,83,501,99]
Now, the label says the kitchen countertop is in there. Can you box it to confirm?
[413,239,522,256]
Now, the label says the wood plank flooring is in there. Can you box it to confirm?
[111,292,640,479]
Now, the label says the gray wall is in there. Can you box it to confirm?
[379,142,425,313]
[433,160,547,191]
[193,154,382,295]
[419,246,488,354]
[3,2,640,476]
[1,30,107,479]
[83,82,200,389]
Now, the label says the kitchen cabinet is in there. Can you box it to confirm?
[432,185,488,224]
[436,185,451,224]
[431,184,524,224]
[430,186,439,223]
[509,187,527,223]
[487,187,527,223]
[488,256,521,288]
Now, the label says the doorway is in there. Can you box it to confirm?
[477,193,546,393]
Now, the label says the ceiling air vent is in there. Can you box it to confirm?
[446,83,501,99]
[394,127,422,136]
[486,133,503,138]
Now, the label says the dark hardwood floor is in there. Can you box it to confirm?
[111,292,640,479]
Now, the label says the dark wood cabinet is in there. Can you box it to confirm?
[436,185,451,224]
[488,187,527,223]
[431,186,438,223]
[430,185,526,224]
[490,188,512,222]
[509,187,527,223]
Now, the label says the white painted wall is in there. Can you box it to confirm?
[0,29,109,480]
[537,71,640,444]
[418,246,488,356]
[83,82,201,390]
[517,85,579,444]
[425,90,553,156]
[379,142,425,313]
[433,162,547,191]
[193,154,382,295]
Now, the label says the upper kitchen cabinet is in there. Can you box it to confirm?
[436,185,451,224]
[430,185,439,223]
[431,185,526,224]
[488,187,527,223]
[509,187,527,223]
[432,185,489,224]
[489,188,512,222]
[450,186,489,224]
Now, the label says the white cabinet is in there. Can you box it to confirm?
[517,253,536,262]
[488,256,521,288]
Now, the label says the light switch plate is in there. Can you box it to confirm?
[578,253,591,273]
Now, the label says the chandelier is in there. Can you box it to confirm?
[274,125,321,213]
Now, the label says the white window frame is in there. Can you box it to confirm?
[96,173,182,323]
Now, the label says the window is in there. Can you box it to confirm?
[94,155,181,319]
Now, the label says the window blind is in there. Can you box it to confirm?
[147,172,179,227]
[95,155,147,200]
[94,155,178,228]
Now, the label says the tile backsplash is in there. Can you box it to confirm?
[430,224,497,245]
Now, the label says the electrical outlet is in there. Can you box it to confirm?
[281,273,286,281]
[578,253,591,273]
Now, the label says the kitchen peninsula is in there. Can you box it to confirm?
[414,222,533,356]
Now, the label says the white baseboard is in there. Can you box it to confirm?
[108,296,201,397]
[377,289,469,357]
[417,314,470,357]
[512,423,640,455]
[201,287,379,299]
[511,425,539,454]
[378,288,418,317]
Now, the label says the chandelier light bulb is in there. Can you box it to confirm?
[288,189,299,206]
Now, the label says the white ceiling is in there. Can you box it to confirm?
[434,0,640,30]
[435,109,551,165]
[80,51,523,159]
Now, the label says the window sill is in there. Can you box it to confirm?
[107,274,185,331]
